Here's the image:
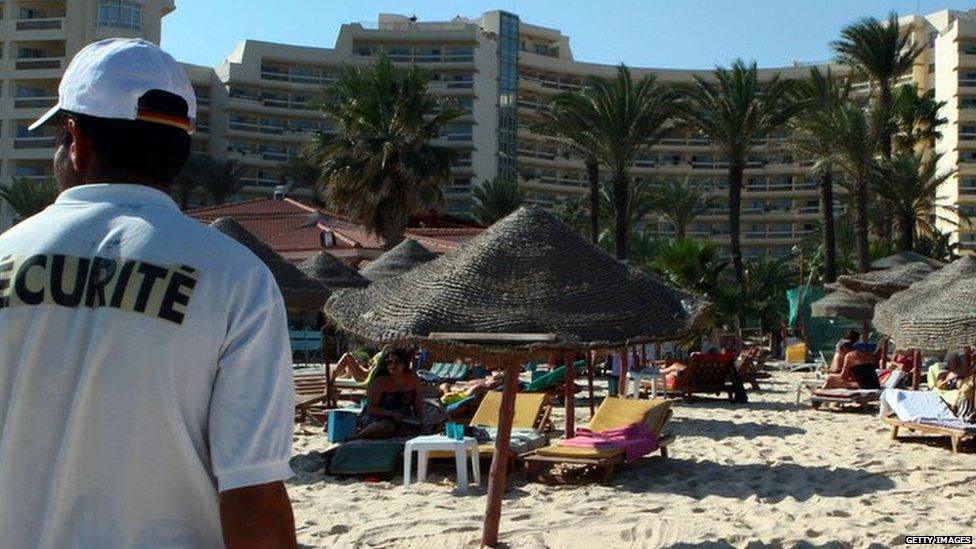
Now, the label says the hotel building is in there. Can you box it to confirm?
[2,6,976,256]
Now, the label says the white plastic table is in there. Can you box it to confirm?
[403,435,481,494]
[627,369,661,399]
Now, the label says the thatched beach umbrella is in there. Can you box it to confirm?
[870,251,944,270]
[836,262,934,298]
[299,252,370,289]
[873,255,976,351]
[326,206,707,546]
[358,238,437,281]
[811,288,881,341]
[210,217,330,313]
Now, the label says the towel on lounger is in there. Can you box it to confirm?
[558,423,659,463]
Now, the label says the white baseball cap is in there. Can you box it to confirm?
[30,38,196,133]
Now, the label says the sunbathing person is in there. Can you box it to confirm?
[829,331,859,374]
[822,343,879,389]
[439,370,505,397]
[350,349,423,440]
[935,351,970,392]
[331,352,371,382]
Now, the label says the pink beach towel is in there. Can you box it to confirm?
[558,423,659,463]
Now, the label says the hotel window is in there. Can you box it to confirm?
[98,0,142,30]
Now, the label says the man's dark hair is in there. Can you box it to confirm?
[58,90,191,182]
[843,329,860,343]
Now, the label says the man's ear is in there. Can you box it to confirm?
[66,118,94,175]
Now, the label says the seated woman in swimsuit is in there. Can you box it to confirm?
[829,331,860,374]
[350,349,423,440]
[822,342,879,389]
[936,352,970,392]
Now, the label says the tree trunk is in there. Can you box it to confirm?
[676,224,686,239]
[728,164,745,283]
[819,170,837,283]
[854,177,871,273]
[899,209,914,252]
[585,156,600,244]
[612,172,629,260]
[879,86,893,160]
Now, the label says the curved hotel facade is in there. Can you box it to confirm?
[2,6,975,257]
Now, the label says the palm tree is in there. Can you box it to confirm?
[648,237,728,296]
[682,59,799,283]
[308,56,461,248]
[790,67,851,282]
[874,152,957,252]
[830,101,884,271]
[171,153,212,210]
[282,152,321,193]
[892,84,947,153]
[561,65,681,260]
[199,159,248,206]
[597,177,658,233]
[535,94,602,244]
[650,176,716,239]
[915,229,956,263]
[553,196,588,235]
[831,12,925,159]
[0,177,58,221]
[471,178,525,225]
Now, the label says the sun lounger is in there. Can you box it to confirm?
[430,392,551,461]
[294,372,330,422]
[522,360,587,394]
[521,397,674,484]
[664,352,737,400]
[324,437,411,476]
[809,370,905,410]
[417,362,471,383]
[881,389,976,453]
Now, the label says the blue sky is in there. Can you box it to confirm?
[162,1,975,69]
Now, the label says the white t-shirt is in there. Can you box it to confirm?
[0,185,294,548]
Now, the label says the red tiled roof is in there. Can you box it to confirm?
[186,198,482,261]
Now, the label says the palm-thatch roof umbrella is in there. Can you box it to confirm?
[358,238,437,281]
[873,255,976,350]
[811,289,882,341]
[872,256,976,389]
[325,206,708,547]
[299,252,370,289]
[210,217,330,314]
[870,251,944,270]
[836,262,934,298]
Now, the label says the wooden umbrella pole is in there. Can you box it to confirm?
[618,347,629,398]
[912,348,921,390]
[879,338,888,370]
[586,351,595,418]
[564,351,576,438]
[482,358,519,548]
[861,320,870,342]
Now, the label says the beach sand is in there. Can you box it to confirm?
[288,372,975,548]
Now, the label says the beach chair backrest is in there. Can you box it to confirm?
[470,391,547,429]
[685,352,735,386]
[588,397,671,435]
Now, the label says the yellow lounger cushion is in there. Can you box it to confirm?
[470,392,546,429]
[587,397,670,434]
[534,444,624,459]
